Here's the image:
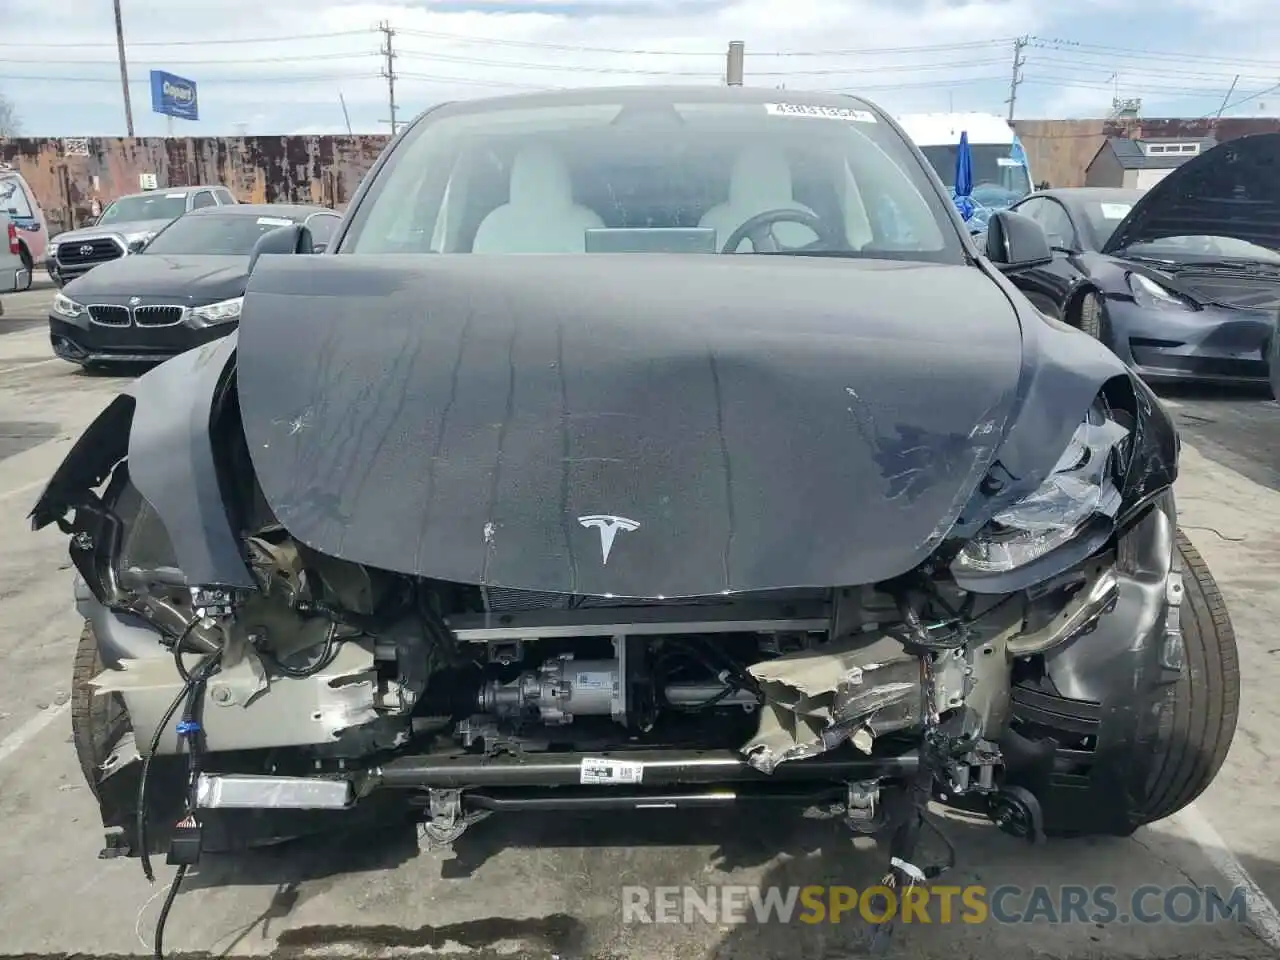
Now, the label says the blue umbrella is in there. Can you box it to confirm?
[952,129,976,222]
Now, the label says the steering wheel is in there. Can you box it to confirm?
[720,207,837,254]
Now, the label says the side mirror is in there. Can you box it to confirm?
[312,241,327,254]
[984,211,1053,270]
[81,215,97,228]
[248,224,314,274]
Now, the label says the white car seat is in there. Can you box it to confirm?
[698,145,819,252]
[471,145,604,253]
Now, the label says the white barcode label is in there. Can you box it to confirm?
[575,671,612,690]
[766,102,876,123]
[580,757,644,785]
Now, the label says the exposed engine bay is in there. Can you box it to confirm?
[88,476,1127,854]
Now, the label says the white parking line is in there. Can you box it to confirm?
[1174,804,1280,948]
[0,477,47,504]
[0,701,70,768]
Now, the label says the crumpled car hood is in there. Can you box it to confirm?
[236,254,1027,598]
[1101,132,1280,256]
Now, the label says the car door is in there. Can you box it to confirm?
[1003,197,1087,319]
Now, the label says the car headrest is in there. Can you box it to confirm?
[509,145,575,208]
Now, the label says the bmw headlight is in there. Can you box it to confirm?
[953,400,1130,575]
[52,292,85,319]
[1128,272,1195,312]
[188,296,244,328]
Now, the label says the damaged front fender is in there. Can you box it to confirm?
[31,335,255,590]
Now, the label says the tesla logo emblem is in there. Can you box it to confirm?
[79,244,94,256]
[578,515,639,565]
[128,296,141,305]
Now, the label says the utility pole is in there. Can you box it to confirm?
[379,21,399,135]
[726,41,744,86]
[338,91,353,134]
[112,0,135,136]
[1216,75,1239,119]
[1005,35,1026,123]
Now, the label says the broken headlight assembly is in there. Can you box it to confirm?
[953,399,1129,579]
[1127,272,1196,312]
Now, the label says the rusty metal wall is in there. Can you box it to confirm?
[5,118,1280,236]
[0,135,390,235]
[1014,117,1280,188]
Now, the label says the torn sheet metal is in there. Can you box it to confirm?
[742,634,928,773]
[91,639,382,755]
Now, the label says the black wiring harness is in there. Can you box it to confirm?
[137,618,223,960]
[652,636,762,712]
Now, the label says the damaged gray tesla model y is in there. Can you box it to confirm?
[32,86,1239,953]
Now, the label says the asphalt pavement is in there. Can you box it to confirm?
[1,283,1279,960]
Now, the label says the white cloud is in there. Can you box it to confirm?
[0,0,1277,135]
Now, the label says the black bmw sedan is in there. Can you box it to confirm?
[1000,133,1280,387]
[48,203,342,369]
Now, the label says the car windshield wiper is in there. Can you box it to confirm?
[1178,258,1280,275]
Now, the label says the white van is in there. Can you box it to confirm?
[897,112,1034,217]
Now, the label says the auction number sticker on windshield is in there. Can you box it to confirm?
[766,102,876,123]
[257,216,295,226]
[580,757,644,785]
[1099,203,1133,219]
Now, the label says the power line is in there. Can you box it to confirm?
[0,72,382,84]
[395,27,1013,58]
[393,47,1011,78]
[397,71,559,91]
[1027,51,1280,85]
[1028,36,1280,70]
[0,53,382,66]
[15,29,375,48]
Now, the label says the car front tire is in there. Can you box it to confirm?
[1076,290,1104,340]
[1136,529,1240,823]
[70,621,131,798]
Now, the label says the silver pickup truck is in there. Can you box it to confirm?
[46,185,238,286]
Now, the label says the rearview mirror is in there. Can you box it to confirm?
[248,224,314,274]
[984,211,1053,270]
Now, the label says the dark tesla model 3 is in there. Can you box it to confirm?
[1000,133,1280,388]
[48,203,342,369]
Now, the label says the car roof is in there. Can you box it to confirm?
[186,203,335,219]
[113,185,226,200]
[418,83,884,123]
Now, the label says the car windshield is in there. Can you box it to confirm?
[1122,234,1280,263]
[1076,198,1138,249]
[341,96,962,263]
[918,144,1031,210]
[97,193,189,225]
[0,177,33,218]
[143,213,301,255]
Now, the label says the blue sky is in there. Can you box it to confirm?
[2,0,1277,137]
